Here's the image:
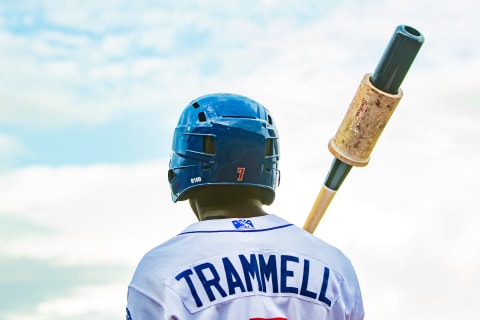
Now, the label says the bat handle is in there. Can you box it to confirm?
[303,185,336,233]
[303,159,351,233]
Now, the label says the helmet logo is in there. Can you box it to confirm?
[190,176,202,184]
[237,167,245,181]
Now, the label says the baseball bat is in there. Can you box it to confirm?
[303,25,424,233]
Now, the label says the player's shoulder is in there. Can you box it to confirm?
[128,239,187,300]
[136,234,186,267]
[282,222,357,274]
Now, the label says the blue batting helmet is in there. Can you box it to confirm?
[168,93,280,204]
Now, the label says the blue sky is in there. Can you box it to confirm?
[0,0,344,169]
[1,1,480,319]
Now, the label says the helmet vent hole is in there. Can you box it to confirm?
[203,136,215,154]
[265,138,279,156]
[267,114,273,125]
[192,102,200,109]
[198,112,207,122]
[168,169,175,182]
[265,138,273,156]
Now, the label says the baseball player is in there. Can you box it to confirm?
[126,93,364,319]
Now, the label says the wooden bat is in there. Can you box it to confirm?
[303,25,425,233]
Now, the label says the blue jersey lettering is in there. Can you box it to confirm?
[259,254,279,293]
[223,257,247,295]
[194,262,227,302]
[300,259,317,299]
[239,254,263,292]
[280,255,299,294]
[168,251,342,312]
[318,266,332,306]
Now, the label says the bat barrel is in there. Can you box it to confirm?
[371,25,424,94]
[304,25,424,233]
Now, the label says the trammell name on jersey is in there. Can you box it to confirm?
[166,250,344,313]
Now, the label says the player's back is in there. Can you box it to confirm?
[127,214,364,320]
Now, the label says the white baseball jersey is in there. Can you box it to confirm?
[127,214,364,319]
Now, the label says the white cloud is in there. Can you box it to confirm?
[3,284,127,320]
[1,0,480,319]
[5,0,474,128]
[0,1,366,126]
[2,98,480,320]
[1,116,479,319]
[35,283,126,319]
[0,161,194,264]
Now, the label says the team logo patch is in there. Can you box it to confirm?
[232,219,254,229]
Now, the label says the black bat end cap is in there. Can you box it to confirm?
[371,24,425,94]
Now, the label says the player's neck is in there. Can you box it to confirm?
[195,198,268,221]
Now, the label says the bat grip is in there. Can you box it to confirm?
[324,158,352,191]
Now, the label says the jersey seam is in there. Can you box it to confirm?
[128,284,164,308]
[177,223,294,236]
